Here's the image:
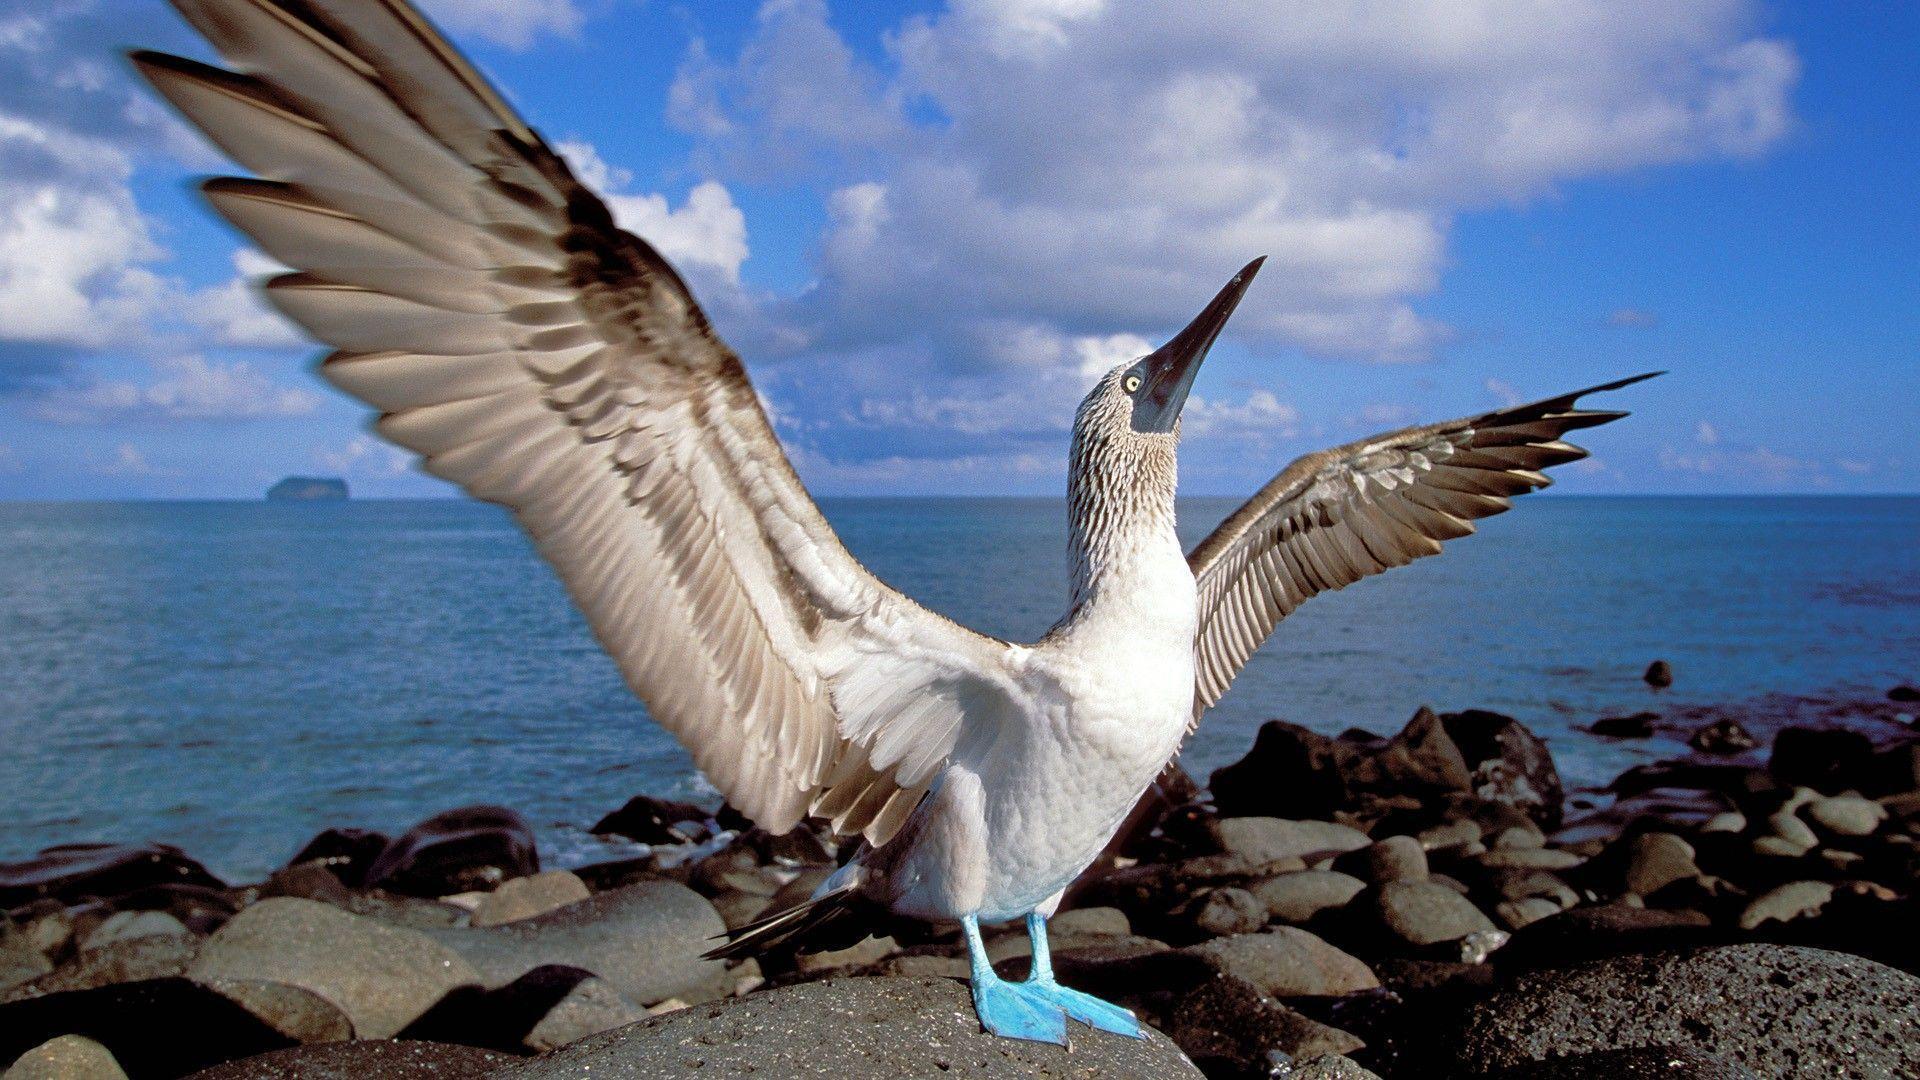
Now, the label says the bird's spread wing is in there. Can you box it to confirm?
[136,0,1021,844]
[1185,373,1658,723]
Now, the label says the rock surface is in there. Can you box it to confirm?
[183,1040,512,1079]
[364,807,539,897]
[507,976,1204,1078]
[2,1036,128,1080]
[468,872,590,928]
[1186,928,1379,997]
[188,898,478,1039]
[1453,945,1920,1078]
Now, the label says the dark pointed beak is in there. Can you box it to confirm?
[1131,257,1264,433]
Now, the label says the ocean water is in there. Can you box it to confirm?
[1,496,1915,881]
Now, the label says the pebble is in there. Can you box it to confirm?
[1186,928,1380,997]
[1360,836,1428,883]
[81,911,189,952]
[1623,833,1700,896]
[1250,871,1367,924]
[468,871,590,927]
[1205,817,1371,865]
[1805,793,1887,837]
[1477,848,1584,871]
[1371,879,1497,947]
[1738,880,1835,930]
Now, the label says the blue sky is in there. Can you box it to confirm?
[0,0,1913,499]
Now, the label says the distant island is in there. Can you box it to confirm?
[266,476,349,501]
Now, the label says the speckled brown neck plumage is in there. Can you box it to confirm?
[1065,371,1181,610]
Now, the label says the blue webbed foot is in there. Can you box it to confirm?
[1027,980,1145,1038]
[970,972,1068,1044]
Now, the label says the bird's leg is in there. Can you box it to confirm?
[1020,911,1145,1038]
[962,914,1066,1044]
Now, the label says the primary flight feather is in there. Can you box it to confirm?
[137,0,1653,1045]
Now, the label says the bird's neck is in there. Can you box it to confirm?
[1065,436,1184,613]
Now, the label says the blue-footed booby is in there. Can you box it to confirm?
[137,0,1653,1045]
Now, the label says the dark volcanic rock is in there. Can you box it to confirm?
[1591,712,1658,739]
[365,807,538,896]
[1769,727,1875,793]
[1160,975,1363,1079]
[1440,710,1564,830]
[588,796,712,845]
[1497,904,1719,972]
[188,898,479,1039]
[420,880,729,1007]
[400,964,642,1053]
[1689,718,1759,755]
[1170,887,1268,941]
[1644,660,1674,687]
[1889,684,1920,703]
[184,1040,512,1080]
[0,978,307,1079]
[286,828,390,888]
[0,844,223,909]
[1482,1045,1761,1079]
[1453,945,1920,1078]
[506,976,1204,1078]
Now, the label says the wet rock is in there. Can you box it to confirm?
[1738,880,1835,931]
[1805,794,1886,837]
[1205,818,1370,865]
[469,872,590,928]
[588,796,712,845]
[364,807,538,897]
[1592,712,1657,739]
[1624,832,1702,896]
[0,846,223,910]
[1186,929,1378,997]
[1481,1045,1761,1079]
[1251,871,1366,925]
[1690,719,1758,755]
[1644,660,1673,688]
[421,880,728,1007]
[1208,711,1471,823]
[183,1040,511,1080]
[189,898,478,1038]
[3,932,200,1001]
[0,978,308,1078]
[2,1035,127,1080]
[399,964,642,1053]
[1442,710,1565,830]
[1888,685,1920,703]
[510,975,1204,1078]
[1496,904,1720,972]
[1172,888,1268,941]
[285,829,389,889]
[1369,880,1495,948]
[1770,727,1875,793]
[1453,945,1920,1078]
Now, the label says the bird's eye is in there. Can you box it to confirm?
[1123,374,1142,393]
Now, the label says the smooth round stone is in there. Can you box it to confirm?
[1805,794,1887,837]
[469,871,590,928]
[1250,871,1366,924]
[1362,836,1428,884]
[1739,881,1836,931]
[1623,833,1699,896]
[1372,880,1496,947]
[1186,928,1379,997]
[1477,848,1585,871]
[82,911,190,951]
[2,1036,127,1080]
[1204,818,1370,865]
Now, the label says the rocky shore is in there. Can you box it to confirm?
[4,675,1919,1078]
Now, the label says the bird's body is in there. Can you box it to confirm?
[139,0,1656,1046]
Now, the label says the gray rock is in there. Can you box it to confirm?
[523,974,645,1052]
[189,898,479,1038]
[1482,1045,1761,1079]
[422,880,728,1007]
[1496,897,1562,931]
[1806,794,1887,837]
[3,934,201,1001]
[1049,907,1129,938]
[1174,887,1267,939]
[1416,821,1482,853]
[469,872,590,928]
[1358,836,1427,884]
[706,890,772,931]
[1282,1055,1382,1079]
[1476,848,1583,871]
[1371,880,1495,947]
[1452,945,1920,1078]
[1738,880,1835,930]
[1624,832,1700,896]
[1252,871,1366,924]
[183,1040,512,1079]
[0,928,52,994]
[1185,928,1378,997]
[0,978,319,1077]
[2,1036,127,1080]
[1162,975,1362,1077]
[1767,807,1820,849]
[1206,819,1370,865]
[81,911,190,952]
[794,934,898,975]
[505,976,1203,1078]
[196,978,354,1044]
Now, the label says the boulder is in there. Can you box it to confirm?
[399,964,642,1053]
[1481,1045,1760,1079]
[1689,719,1758,755]
[1623,832,1702,896]
[285,829,390,889]
[188,898,478,1038]
[1209,710,1472,823]
[81,911,190,952]
[1770,728,1875,794]
[1345,836,1427,885]
[1591,712,1657,739]
[1889,685,1920,703]
[2,1036,127,1080]
[1454,945,1920,1077]
[0,846,223,909]
[1644,660,1674,687]
[507,976,1204,1078]
[182,1040,511,1080]
[469,872,590,928]
[420,880,728,1007]
[1497,904,1718,972]
[1368,880,1495,948]
[364,807,538,897]
[1738,881,1835,931]
[1185,929,1378,998]
[3,932,201,1001]
[1204,819,1370,866]
[1441,710,1565,830]
[588,796,712,845]
[1159,974,1363,1078]
[1805,794,1886,837]
[0,979,312,1078]
[1250,871,1366,924]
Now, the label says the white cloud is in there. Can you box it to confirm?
[1836,459,1873,475]
[420,0,582,50]
[1485,378,1523,407]
[1659,443,1826,486]
[678,0,1796,367]
[37,355,321,424]
[89,442,174,478]
[316,434,412,478]
[1182,389,1301,441]
[0,444,21,474]
[1696,420,1720,445]
[557,141,750,283]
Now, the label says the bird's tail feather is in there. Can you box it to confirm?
[701,884,859,961]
